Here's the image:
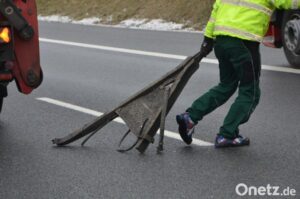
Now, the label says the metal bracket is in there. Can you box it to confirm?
[0,0,34,40]
[52,52,204,153]
[157,85,171,153]
[117,119,148,153]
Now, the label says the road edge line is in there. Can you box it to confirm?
[39,38,300,75]
[36,97,214,147]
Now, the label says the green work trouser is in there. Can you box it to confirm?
[187,36,261,139]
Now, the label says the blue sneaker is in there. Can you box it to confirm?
[176,112,195,145]
[215,135,250,148]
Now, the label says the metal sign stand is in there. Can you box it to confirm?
[52,52,203,153]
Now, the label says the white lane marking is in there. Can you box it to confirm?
[37,97,214,147]
[40,38,186,60]
[39,37,300,75]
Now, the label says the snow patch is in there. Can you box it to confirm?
[118,19,184,31]
[73,17,102,25]
[38,15,72,23]
[118,19,147,28]
[38,15,102,25]
[38,15,197,32]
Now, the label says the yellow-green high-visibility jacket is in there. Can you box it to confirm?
[205,0,300,42]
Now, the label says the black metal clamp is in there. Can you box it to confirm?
[0,0,34,40]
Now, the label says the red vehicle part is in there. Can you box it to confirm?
[12,0,43,94]
[263,10,300,68]
[0,0,42,94]
[263,23,282,48]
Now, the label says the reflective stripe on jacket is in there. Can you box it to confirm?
[205,0,300,42]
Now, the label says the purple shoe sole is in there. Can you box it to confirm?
[215,137,250,148]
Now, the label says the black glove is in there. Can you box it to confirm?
[200,36,214,57]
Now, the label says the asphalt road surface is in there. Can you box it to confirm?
[0,21,299,199]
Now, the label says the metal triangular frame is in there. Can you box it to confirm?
[52,52,203,153]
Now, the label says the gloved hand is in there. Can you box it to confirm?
[200,36,214,57]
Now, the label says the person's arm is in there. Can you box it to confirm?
[200,0,220,57]
[204,0,220,39]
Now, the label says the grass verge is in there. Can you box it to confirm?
[36,0,214,30]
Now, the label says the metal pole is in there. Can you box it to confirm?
[157,86,171,153]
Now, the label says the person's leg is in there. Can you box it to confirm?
[219,39,261,140]
[187,39,239,123]
[176,37,239,144]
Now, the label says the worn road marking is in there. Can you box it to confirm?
[37,97,214,147]
[40,37,300,75]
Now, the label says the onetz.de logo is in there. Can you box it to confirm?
[235,183,297,197]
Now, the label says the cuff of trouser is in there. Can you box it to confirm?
[219,127,239,139]
[218,133,236,139]
[186,108,200,124]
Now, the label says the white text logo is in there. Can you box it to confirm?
[235,183,297,197]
